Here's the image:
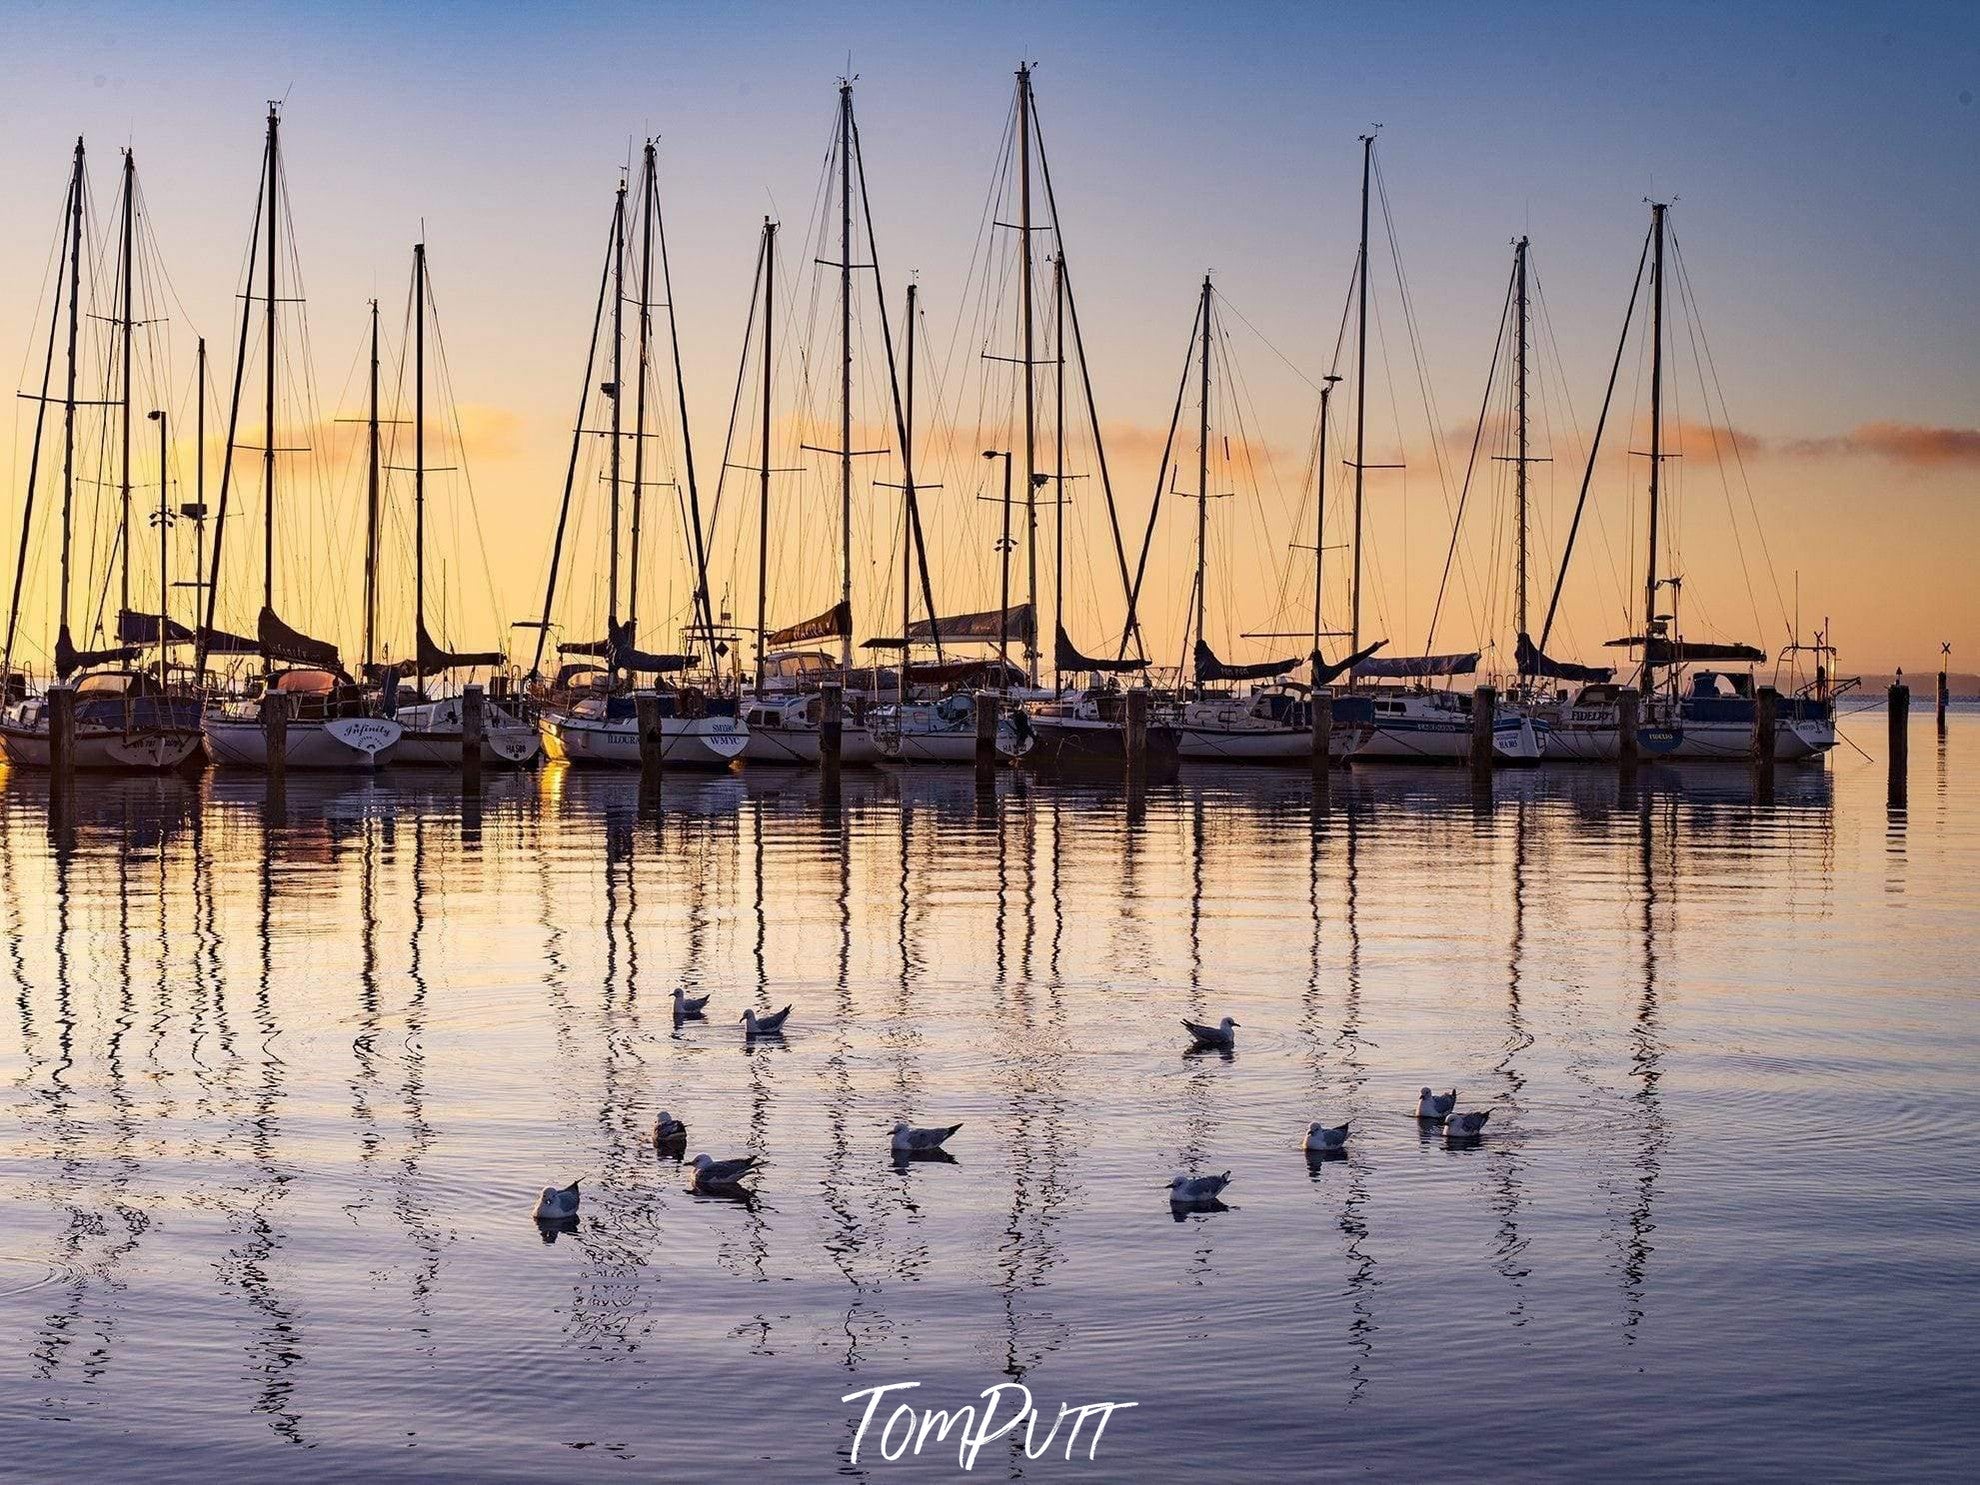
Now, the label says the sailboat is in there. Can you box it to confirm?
[1530,202,1837,762]
[197,106,403,770]
[0,141,204,772]
[736,84,883,766]
[381,243,539,767]
[530,142,746,769]
[1357,231,1548,763]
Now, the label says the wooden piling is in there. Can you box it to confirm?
[461,683,485,791]
[820,682,843,774]
[1470,685,1496,788]
[1888,683,1909,808]
[974,690,997,770]
[260,690,288,782]
[1617,687,1640,772]
[1125,688,1150,776]
[636,693,663,784]
[1753,684,1777,801]
[1937,665,1949,733]
[48,687,76,788]
[1309,662,1331,782]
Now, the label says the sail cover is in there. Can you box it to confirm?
[1352,650,1480,679]
[558,620,690,674]
[117,609,196,646]
[259,606,341,671]
[417,622,504,674]
[196,623,261,656]
[1311,639,1389,688]
[1516,632,1613,682]
[1194,639,1300,684]
[766,600,851,650]
[1057,625,1148,673]
[1604,635,1767,666]
[53,625,141,679]
[902,602,1035,648]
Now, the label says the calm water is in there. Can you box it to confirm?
[1,714,1974,1481]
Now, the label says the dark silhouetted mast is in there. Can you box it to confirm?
[1349,132,1372,666]
[118,149,136,621]
[1514,234,1531,664]
[607,175,626,648]
[1312,374,1342,657]
[262,105,279,622]
[414,242,427,698]
[754,217,775,699]
[363,301,379,675]
[1644,201,1666,680]
[1192,275,1212,694]
[1052,254,1066,697]
[1018,62,1038,688]
[838,81,855,679]
[628,142,656,645]
[59,137,84,650]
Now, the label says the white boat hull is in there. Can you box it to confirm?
[538,710,747,769]
[390,699,542,767]
[0,723,202,772]
[202,713,402,770]
[1542,711,1829,762]
[1355,713,1545,764]
[742,723,882,767]
[1174,724,1365,762]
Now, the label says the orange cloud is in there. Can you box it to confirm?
[1801,421,1980,466]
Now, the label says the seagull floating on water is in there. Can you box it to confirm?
[1304,1121,1350,1154]
[891,1121,962,1155]
[1167,1171,1233,1202]
[741,1005,792,1036]
[1182,1016,1238,1052]
[653,1110,687,1143]
[690,1153,759,1191]
[1443,1109,1492,1139]
[1417,1087,1457,1120]
[532,1179,581,1220]
[673,987,710,1020]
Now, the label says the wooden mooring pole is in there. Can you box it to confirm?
[461,683,484,792]
[974,690,997,773]
[1753,684,1777,801]
[1125,688,1150,777]
[1470,685,1496,790]
[1888,682,1909,808]
[1938,645,1950,733]
[636,693,663,787]
[48,687,76,790]
[820,681,843,775]
[260,690,287,784]
[1617,687,1640,774]
[1309,659,1331,783]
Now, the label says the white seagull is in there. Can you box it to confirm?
[741,1005,792,1036]
[1304,1120,1351,1154]
[653,1110,687,1143]
[1444,1110,1492,1139]
[690,1153,759,1191]
[673,987,710,1019]
[532,1179,581,1220]
[891,1121,963,1155]
[1417,1087,1458,1120]
[1167,1171,1233,1202]
[1182,1016,1239,1052]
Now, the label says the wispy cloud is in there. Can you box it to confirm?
[1778,421,1980,466]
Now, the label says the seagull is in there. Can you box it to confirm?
[891,1121,962,1155]
[532,1179,581,1220]
[690,1153,759,1192]
[1443,1109,1492,1139]
[673,987,710,1020]
[741,1005,792,1036]
[1304,1120,1350,1154]
[653,1110,687,1143]
[1182,1016,1238,1051]
[1167,1171,1233,1202]
[1417,1087,1458,1120]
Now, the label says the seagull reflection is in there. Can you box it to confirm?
[535,1214,582,1244]
[891,1145,959,1169]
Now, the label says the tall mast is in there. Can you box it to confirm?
[58,137,84,651]
[1018,62,1038,688]
[118,149,136,624]
[414,242,427,699]
[1192,274,1212,695]
[628,142,656,646]
[838,80,854,679]
[607,176,626,648]
[1051,254,1066,698]
[1349,132,1372,668]
[155,406,168,691]
[194,336,206,660]
[755,217,775,699]
[363,300,379,676]
[901,280,916,707]
[262,105,279,625]
[1644,202,1666,683]
[1514,234,1531,665]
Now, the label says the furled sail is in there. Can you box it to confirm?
[116,609,196,646]
[1056,625,1148,674]
[557,620,690,674]
[54,625,141,679]
[1351,650,1479,679]
[1603,635,1767,667]
[1515,632,1613,682]
[195,623,261,656]
[766,600,852,650]
[901,602,1034,647]
[1311,639,1389,688]
[258,605,341,671]
[417,622,504,674]
[1194,639,1299,684]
